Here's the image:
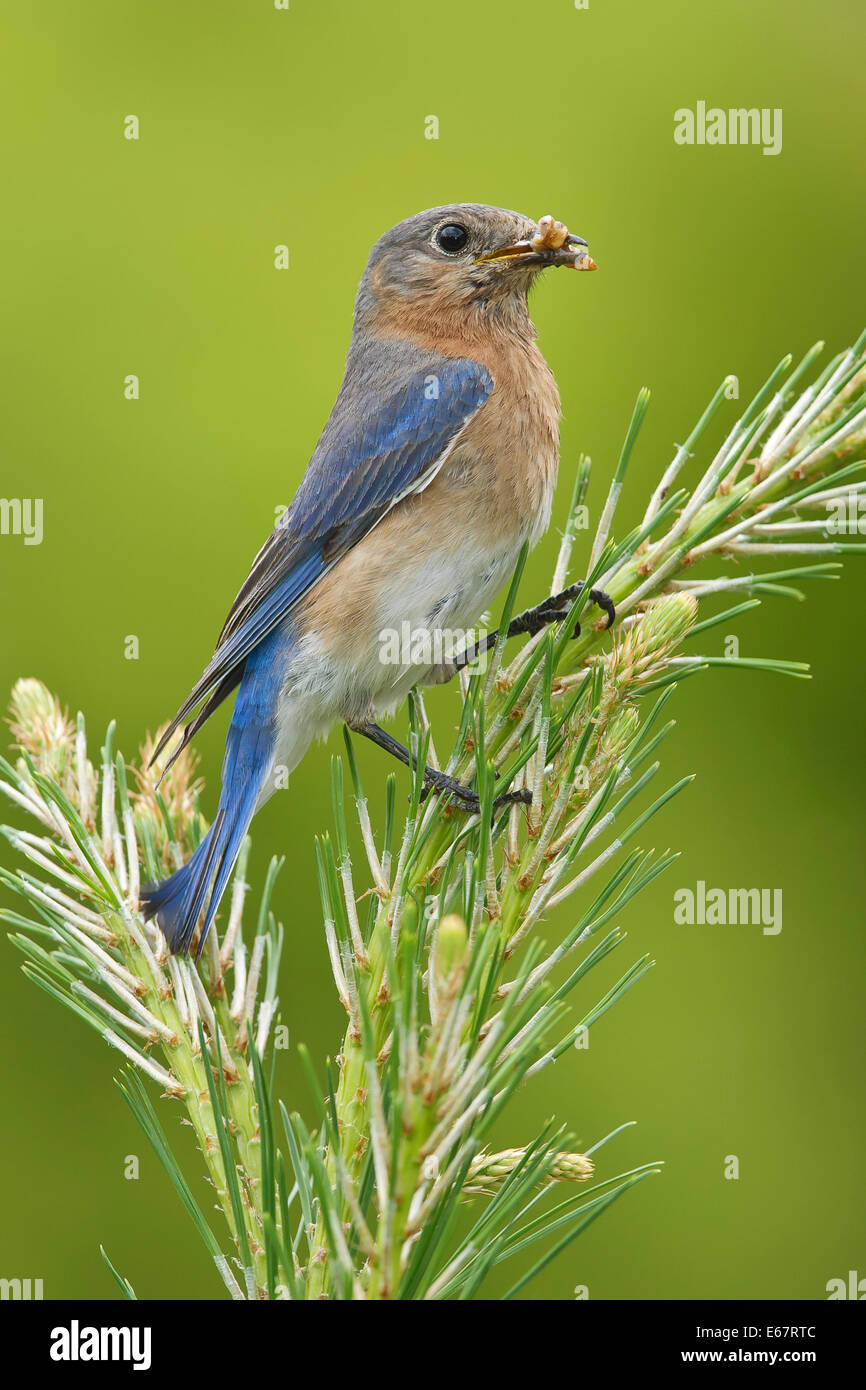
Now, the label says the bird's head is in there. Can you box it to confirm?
[356,203,596,339]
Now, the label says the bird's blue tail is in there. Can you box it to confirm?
[141,643,282,955]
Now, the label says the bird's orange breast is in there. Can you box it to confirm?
[377,311,562,549]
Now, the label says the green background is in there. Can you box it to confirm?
[1,0,863,1301]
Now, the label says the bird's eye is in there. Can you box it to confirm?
[435,223,469,255]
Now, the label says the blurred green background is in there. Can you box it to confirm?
[1,0,863,1301]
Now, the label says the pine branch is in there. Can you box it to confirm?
[2,332,864,1299]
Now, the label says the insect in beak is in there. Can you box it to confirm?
[476,215,597,271]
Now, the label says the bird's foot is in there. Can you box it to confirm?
[420,766,532,813]
[508,581,615,641]
[348,720,531,814]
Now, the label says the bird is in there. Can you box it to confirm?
[141,203,612,955]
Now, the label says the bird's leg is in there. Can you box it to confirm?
[454,581,615,672]
[352,585,613,808]
[349,721,531,813]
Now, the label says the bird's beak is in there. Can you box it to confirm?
[476,215,597,271]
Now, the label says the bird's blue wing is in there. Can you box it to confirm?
[153,353,493,764]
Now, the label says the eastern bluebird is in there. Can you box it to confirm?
[142,204,611,954]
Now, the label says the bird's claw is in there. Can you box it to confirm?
[508,583,615,641]
[420,769,531,814]
[549,582,616,635]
